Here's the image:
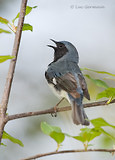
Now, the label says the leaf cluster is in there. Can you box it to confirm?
[0,6,37,34]
[0,6,37,63]
[82,68,115,103]
[41,118,115,151]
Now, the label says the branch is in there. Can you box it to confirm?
[6,99,115,122]
[21,149,115,160]
[0,0,28,143]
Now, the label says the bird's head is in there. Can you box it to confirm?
[47,39,79,63]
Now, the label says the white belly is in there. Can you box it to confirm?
[48,83,70,102]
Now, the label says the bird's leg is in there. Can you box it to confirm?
[51,98,65,117]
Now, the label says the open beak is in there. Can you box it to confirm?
[47,39,57,49]
[50,39,57,44]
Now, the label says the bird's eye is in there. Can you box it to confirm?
[59,45,63,48]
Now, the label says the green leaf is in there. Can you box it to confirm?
[12,6,37,23]
[2,131,24,147]
[1,143,7,146]
[91,118,115,129]
[104,77,115,81]
[73,127,102,150]
[101,135,114,148]
[91,118,115,143]
[85,74,109,89]
[22,23,33,31]
[0,55,14,63]
[96,88,115,100]
[25,6,37,15]
[87,128,102,141]
[41,122,65,145]
[73,135,85,143]
[0,28,11,34]
[81,68,115,77]
[0,17,9,24]
[99,128,115,142]
[73,128,101,143]
[41,122,62,135]
[50,131,65,144]
[64,133,73,137]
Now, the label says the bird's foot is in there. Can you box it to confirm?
[51,106,57,117]
[51,98,65,117]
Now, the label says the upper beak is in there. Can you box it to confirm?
[50,39,57,44]
[47,39,57,49]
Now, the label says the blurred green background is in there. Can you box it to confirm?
[0,0,115,159]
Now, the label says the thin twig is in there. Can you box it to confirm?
[0,0,28,143]
[21,149,115,160]
[6,99,115,122]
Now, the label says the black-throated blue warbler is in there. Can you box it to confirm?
[45,39,90,125]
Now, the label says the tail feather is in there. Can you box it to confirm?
[71,101,89,126]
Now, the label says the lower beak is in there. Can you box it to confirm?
[47,45,56,49]
[47,39,57,49]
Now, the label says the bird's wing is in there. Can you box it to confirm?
[54,72,80,99]
[78,74,90,100]
[45,61,90,100]
[45,68,80,98]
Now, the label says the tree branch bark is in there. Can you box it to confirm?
[6,99,115,122]
[21,148,115,160]
[0,0,28,143]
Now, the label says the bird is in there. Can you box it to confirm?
[45,39,90,125]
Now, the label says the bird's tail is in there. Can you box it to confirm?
[71,100,89,126]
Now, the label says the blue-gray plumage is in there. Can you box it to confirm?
[45,40,90,125]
